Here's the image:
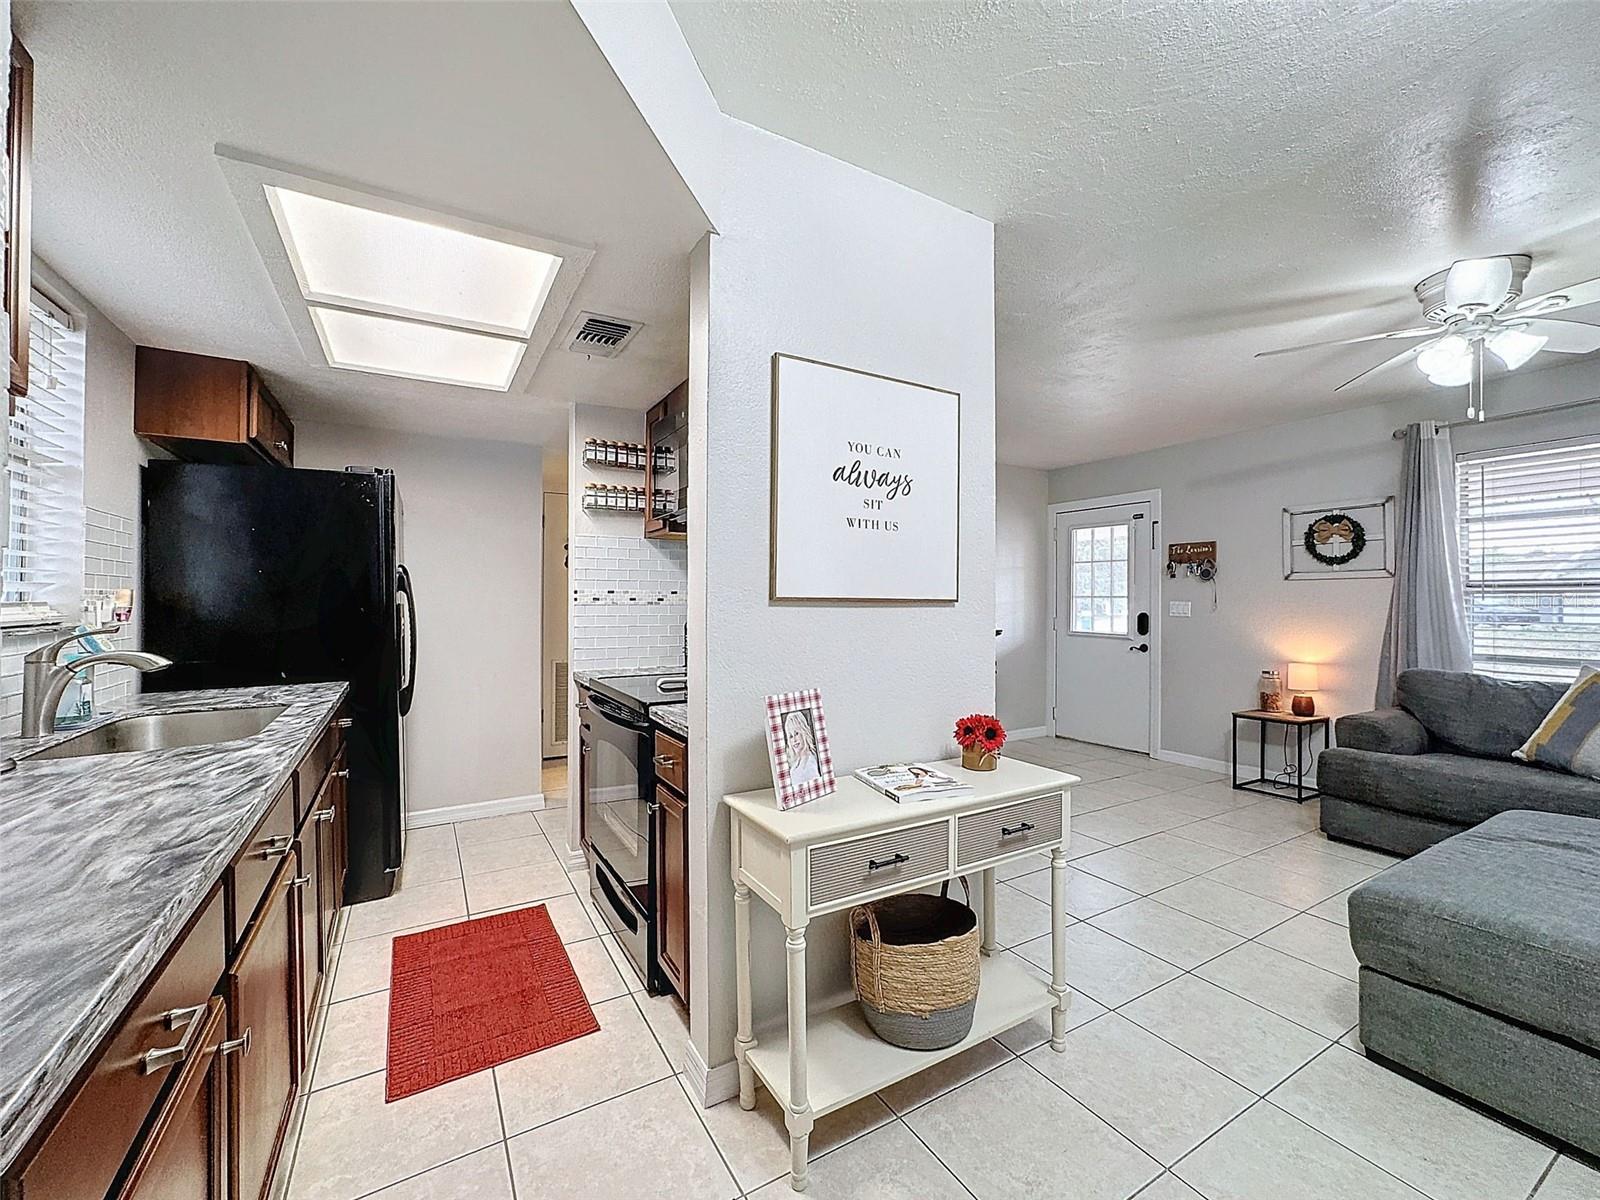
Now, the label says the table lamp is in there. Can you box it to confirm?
[1287,662,1320,716]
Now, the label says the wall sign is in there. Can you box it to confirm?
[770,353,960,602]
[1283,496,1396,580]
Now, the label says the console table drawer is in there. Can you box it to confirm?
[956,794,1063,868]
[808,821,949,909]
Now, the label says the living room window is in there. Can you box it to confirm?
[2,290,84,627]
[1455,437,1600,683]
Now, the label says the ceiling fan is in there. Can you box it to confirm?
[1257,255,1600,420]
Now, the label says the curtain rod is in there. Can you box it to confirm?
[1390,395,1600,439]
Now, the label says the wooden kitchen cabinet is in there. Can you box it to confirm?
[7,37,33,403]
[226,860,299,1200]
[2,705,347,1200]
[644,381,687,541]
[134,347,294,467]
[112,997,230,1200]
[655,784,689,1001]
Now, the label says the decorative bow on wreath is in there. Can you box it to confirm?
[1304,513,1366,566]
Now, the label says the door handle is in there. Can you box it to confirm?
[1128,643,1149,653]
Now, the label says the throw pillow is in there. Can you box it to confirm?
[1514,665,1600,780]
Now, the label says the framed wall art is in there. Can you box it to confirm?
[770,353,960,602]
[1283,496,1396,580]
[764,688,836,809]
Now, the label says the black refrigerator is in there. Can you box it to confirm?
[141,461,417,903]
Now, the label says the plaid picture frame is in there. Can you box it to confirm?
[765,688,836,809]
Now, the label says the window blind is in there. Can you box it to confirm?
[1455,437,1600,683]
[3,292,85,622]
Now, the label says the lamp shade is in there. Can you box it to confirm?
[1286,662,1320,692]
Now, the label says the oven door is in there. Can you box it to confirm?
[579,690,654,909]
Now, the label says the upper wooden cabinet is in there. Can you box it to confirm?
[135,347,294,467]
[644,381,687,541]
[7,37,34,403]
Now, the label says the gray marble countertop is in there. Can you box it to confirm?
[651,703,689,739]
[0,682,348,1172]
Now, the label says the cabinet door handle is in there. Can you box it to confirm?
[291,874,312,888]
[653,754,677,768]
[332,769,350,779]
[274,440,288,452]
[220,1028,252,1058]
[1000,821,1036,838]
[315,807,336,824]
[335,718,353,729]
[255,834,292,860]
[866,853,910,872]
[160,1003,207,1031]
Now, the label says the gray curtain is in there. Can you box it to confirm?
[1376,421,1473,705]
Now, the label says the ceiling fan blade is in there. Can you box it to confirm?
[1444,257,1514,311]
[1515,317,1600,354]
[1333,340,1435,392]
[1512,275,1600,317]
[1254,326,1438,359]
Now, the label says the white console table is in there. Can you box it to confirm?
[724,757,1078,1192]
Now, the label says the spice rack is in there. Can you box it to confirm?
[583,439,648,471]
[582,483,647,513]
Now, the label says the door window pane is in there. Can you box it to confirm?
[1069,521,1133,634]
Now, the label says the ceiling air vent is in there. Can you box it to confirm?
[564,311,643,359]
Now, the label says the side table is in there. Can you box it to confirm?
[1231,709,1330,803]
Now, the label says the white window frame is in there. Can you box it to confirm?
[1455,436,1600,683]
[3,288,86,628]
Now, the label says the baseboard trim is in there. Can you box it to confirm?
[1152,749,1232,776]
[1009,725,1050,742]
[406,792,544,829]
[683,1039,739,1109]
[558,845,586,873]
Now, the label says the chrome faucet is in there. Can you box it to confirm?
[21,626,172,737]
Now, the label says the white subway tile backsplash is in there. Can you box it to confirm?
[568,533,686,675]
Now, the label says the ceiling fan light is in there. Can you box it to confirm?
[1416,334,1471,383]
[1486,326,1548,371]
[1444,257,1514,312]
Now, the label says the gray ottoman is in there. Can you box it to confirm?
[1348,809,1600,1155]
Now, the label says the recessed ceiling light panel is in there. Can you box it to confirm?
[267,186,562,337]
[310,307,526,391]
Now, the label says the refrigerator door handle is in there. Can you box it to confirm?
[397,563,418,716]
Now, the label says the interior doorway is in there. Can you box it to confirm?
[1049,491,1161,753]
[542,489,569,762]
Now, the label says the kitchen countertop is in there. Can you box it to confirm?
[651,703,689,738]
[0,682,348,1172]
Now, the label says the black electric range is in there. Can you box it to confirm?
[578,671,686,993]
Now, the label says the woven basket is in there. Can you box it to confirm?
[850,882,980,1050]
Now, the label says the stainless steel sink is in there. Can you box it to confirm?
[27,706,288,760]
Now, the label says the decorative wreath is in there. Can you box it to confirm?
[1303,513,1367,566]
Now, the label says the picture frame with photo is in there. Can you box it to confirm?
[764,688,836,809]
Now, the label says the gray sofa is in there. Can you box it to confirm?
[1319,669,1600,856]
[1348,810,1600,1155]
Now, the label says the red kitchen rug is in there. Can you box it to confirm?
[385,904,599,1101]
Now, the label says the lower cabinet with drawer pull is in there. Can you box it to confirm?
[1,706,349,1200]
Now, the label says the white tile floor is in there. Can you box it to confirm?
[280,741,1598,1200]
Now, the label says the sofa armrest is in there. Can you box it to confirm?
[1336,708,1431,755]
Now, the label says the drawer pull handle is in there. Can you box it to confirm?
[140,1001,211,1074]
[315,807,336,824]
[291,874,312,888]
[1000,821,1037,838]
[653,754,677,768]
[255,834,292,860]
[161,1003,206,1031]
[332,769,351,779]
[220,1028,252,1058]
[866,853,910,872]
[335,718,353,729]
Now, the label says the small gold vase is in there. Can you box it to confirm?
[961,746,998,771]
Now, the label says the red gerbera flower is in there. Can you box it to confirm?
[954,713,1006,751]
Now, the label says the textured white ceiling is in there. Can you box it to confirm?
[671,0,1600,468]
[14,1,710,445]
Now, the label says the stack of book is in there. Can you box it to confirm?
[854,763,974,802]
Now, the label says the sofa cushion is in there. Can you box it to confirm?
[1318,747,1600,826]
[1515,665,1600,780]
[1348,810,1600,1051]
[1397,669,1567,759]
[1335,707,1430,756]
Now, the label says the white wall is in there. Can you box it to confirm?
[995,464,1048,733]
[692,121,996,1073]
[1046,358,1600,767]
[296,422,544,822]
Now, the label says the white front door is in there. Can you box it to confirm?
[1053,501,1153,752]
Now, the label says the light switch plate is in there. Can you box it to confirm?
[1169,601,1192,617]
